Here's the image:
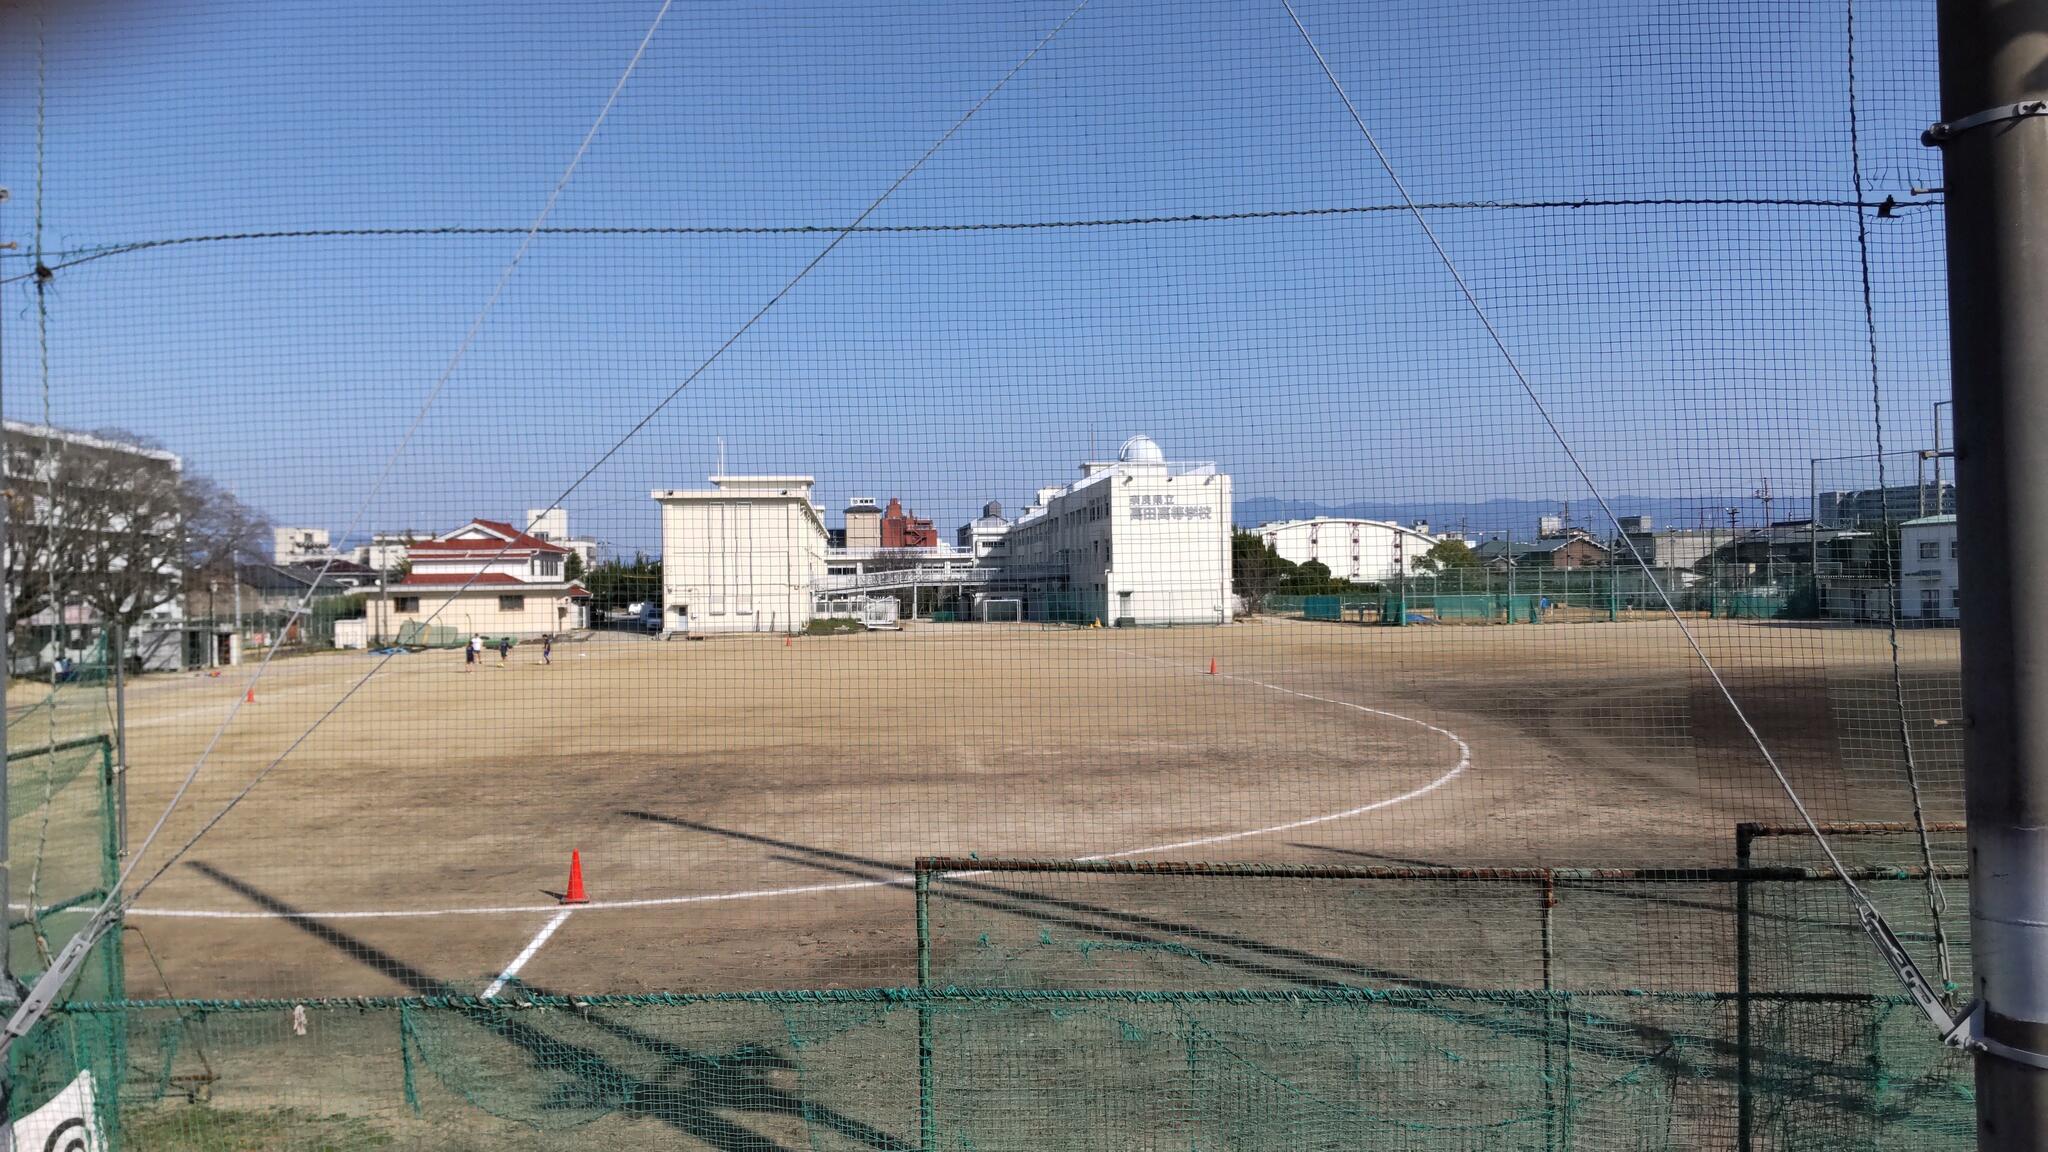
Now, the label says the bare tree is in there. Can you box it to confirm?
[183,474,271,593]
[3,425,267,852]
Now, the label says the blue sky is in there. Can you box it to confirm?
[0,1,1949,554]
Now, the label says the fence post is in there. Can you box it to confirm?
[1735,822,1756,1152]
[915,865,935,1152]
[1540,872,1558,1152]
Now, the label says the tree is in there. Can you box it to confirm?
[183,475,271,594]
[1412,538,1480,575]
[4,427,268,671]
[4,426,267,848]
[1232,531,1298,605]
[582,552,662,617]
[564,551,586,584]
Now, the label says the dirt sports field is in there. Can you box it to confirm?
[50,616,1960,1001]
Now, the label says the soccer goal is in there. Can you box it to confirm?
[980,598,1023,623]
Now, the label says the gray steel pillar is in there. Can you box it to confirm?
[0,184,12,1149]
[1933,1,2048,1145]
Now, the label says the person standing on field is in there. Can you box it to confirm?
[464,634,479,672]
[541,634,553,665]
[497,635,511,667]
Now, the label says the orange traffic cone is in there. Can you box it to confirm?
[785,634,792,648]
[245,687,257,703]
[1208,659,1217,676]
[561,850,589,905]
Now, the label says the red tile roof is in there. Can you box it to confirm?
[409,519,568,555]
[472,518,570,553]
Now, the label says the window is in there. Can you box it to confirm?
[535,556,561,578]
[1919,541,1939,560]
[499,595,526,612]
[1951,587,1961,611]
[1950,539,1959,560]
[1920,588,1940,616]
[393,597,419,613]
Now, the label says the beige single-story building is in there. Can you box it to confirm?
[364,518,590,641]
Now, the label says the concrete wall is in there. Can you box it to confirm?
[1900,519,1959,620]
[1002,457,1232,626]
[657,484,828,635]
[845,508,881,550]
[1106,465,1232,625]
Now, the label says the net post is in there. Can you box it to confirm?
[1936,0,2048,1142]
[0,229,11,1145]
[1735,821,1758,1152]
[1540,871,1558,1152]
[914,861,935,1152]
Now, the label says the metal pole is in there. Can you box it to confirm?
[0,187,10,1006]
[1540,873,1558,1152]
[1810,458,1821,616]
[111,626,125,858]
[1735,822,1755,1152]
[0,182,11,1152]
[1933,1,2048,1144]
[1935,399,1953,511]
[915,867,935,1152]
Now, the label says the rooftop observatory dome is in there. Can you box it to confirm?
[1118,435,1165,465]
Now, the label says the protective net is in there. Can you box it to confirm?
[0,0,1970,1146]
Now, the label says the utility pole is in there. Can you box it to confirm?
[1930,0,2048,1144]
[1755,481,1775,587]
[1810,458,1822,614]
[1935,399,1954,511]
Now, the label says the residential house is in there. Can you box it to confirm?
[1474,532,1610,573]
[367,519,591,640]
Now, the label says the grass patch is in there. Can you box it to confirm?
[802,618,867,636]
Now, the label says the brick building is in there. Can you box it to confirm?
[879,497,937,549]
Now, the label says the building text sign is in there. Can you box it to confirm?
[1128,494,1213,522]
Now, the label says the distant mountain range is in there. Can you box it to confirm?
[1234,495,1803,539]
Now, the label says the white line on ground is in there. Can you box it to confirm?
[127,653,1470,922]
[481,908,576,998]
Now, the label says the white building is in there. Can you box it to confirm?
[3,421,193,671]
[1256,517,1440,584]
[369,518,590,640]
[955,501,1011,561]
[844,497,881,550]
[997,435,1232,626]
[273,526,335,565]
[524,507,598,567]
[353,532,425,573]
[652,475,829,635]
[1900,514,1959,621]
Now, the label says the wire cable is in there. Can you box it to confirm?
[1845,0,1954,1005]
[0,196,1934,284]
